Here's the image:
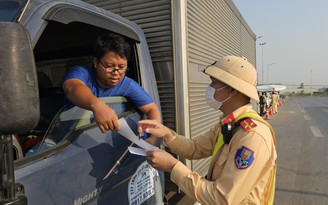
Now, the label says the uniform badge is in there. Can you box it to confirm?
[235,146,254,169]
[240,118,257,132]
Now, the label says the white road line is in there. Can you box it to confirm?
[304,115,311,120]
[309,126,324,138]
[296,102,301,109]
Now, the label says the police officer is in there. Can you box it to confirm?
[259,92,267,116]
[138,56,277,205]
[271,90,279,114]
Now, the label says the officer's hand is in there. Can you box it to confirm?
[144,135,157,145]
[146,149,178,173]
[138,120,173,142]
[92,100,119,133]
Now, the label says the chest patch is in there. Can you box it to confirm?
[235,146,254,169]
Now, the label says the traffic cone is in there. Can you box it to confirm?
[265,110,270,120]
[269,108,273,115]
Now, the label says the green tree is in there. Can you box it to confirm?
[324,88,328,94]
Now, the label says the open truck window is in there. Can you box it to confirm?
[14,20,141,161]
[24,97,134,157]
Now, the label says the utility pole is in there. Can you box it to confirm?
[259,42,266,85]
[310,70,312,89]
[267,62,275,84]
[255,36,262,83]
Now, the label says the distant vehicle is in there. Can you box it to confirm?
[257,85,286,92]
[257,84,286,107]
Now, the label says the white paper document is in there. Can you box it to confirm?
[118,118,157,153]
[128,146,147,156]
[103,118,157,180]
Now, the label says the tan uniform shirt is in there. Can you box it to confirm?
[271,93,279,113]
[166,104,277,205]
[271,93,279,105]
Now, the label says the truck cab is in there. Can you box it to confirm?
[0,0,163,204]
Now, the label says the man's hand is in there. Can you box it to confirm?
[63,79,120,133]
[92,100,119,133]
[146,149,178,173]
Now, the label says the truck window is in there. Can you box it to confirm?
[25,97,133,157]
[14,20,141,160]
[0,0,27,22]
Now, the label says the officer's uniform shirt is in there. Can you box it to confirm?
[165,104,277,205]
[271,93,279,113]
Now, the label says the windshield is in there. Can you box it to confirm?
[0,0,27,22]
[25,97,133,156]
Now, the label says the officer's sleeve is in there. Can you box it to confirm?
[165,123,220,160]
[170,129,274,205]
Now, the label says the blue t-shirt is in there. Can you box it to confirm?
[63,65,153,107]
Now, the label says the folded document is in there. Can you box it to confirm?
[118,118,157,155]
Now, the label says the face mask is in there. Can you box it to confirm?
[205,85,230,110]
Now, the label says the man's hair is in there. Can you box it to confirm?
[93,33,131,61]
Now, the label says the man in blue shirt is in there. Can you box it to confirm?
[62,33,160,143]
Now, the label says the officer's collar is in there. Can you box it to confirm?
[221,103,253,124]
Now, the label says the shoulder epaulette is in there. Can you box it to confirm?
[240,118,257,132]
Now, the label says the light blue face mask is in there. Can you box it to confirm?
[205,85,231,110]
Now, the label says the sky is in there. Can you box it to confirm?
[232,0,328,88]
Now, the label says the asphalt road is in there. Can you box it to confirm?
[270,97,328,205]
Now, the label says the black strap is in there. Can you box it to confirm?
[221,118,247,144]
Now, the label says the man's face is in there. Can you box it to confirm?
[93,51,128,88]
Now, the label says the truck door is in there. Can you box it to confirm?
[12,2,163,204]
[16,97,161,205]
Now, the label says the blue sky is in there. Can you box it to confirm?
[232,0,328,88]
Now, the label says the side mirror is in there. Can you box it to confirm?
[0,22,40,134]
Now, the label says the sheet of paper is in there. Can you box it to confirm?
[128,146,147,156]
[118,118,157,151]
[103,118,157,180]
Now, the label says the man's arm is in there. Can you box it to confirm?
[63,78,119,132]
[138,102,161,145]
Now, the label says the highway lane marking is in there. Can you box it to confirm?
[296,103,303,112]
[309,126,323,138]
[304,115,311,120]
